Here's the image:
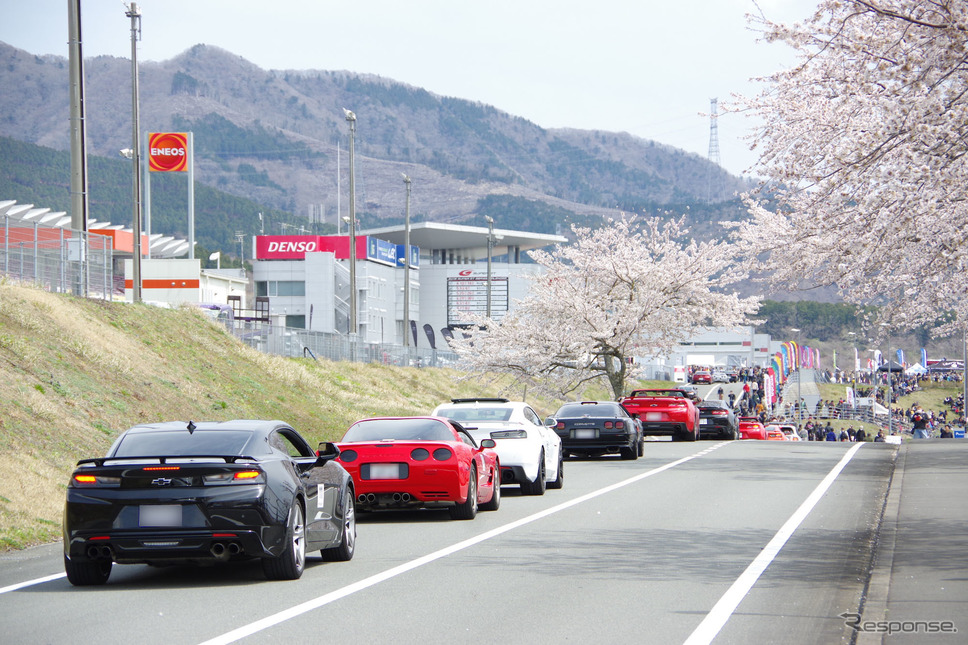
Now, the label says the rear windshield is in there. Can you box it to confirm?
[629,390,684,398]
[112,430,254,457]
[343,418,455,442]
[697,401,728,409]
[435,406,512,423]
[555,403,621,417]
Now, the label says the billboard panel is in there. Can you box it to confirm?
[148,132,188,172]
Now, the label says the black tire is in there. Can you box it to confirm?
[321,487,356,562]
[64,553,111,586]
[520,451,546,495]
[480,468,501,511]
[262,502,306,580]
[547,452,564,490]
[637,436,645,456]
[450,465,479,520]
[620,441,637,460]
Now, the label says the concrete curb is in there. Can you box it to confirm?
[855,443,905,645]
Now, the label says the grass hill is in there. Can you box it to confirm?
[0,281,571,550]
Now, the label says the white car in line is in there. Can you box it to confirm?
[431,398,563,495]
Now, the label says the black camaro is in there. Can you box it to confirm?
[63,420,356,585]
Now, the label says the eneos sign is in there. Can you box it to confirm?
[148,132,188,172]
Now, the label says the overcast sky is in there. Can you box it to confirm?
[1,0,818,177]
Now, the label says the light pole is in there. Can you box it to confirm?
[125,2,143,303]
[791,327,802,421]
[485,216,494,319]
[880,322,892,435]
[343,109,357,337]
[402,174,412,347]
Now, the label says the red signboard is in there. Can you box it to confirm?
[255,235,367,260]
[148,132,188,172]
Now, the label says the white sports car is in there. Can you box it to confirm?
[431,398,563,495]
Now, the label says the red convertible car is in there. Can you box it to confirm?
[738,417,767,440]
[336,417,500,520]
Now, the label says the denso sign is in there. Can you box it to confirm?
[257,235,326,259]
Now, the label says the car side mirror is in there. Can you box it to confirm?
[316,442,340,463]
[544,418,556,427]
[479,439,496,449]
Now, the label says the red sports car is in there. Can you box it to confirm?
[336,417,500,520]
[691,371,713,385]
[738,417,767,440]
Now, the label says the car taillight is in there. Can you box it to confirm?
[411,448,430,460]
[604,421,613,429]
[556,422,565,430]
[712,410,727,416]
[491,430,528,439]
[432,448,453,461]
[142,466,180,472]
[71,474,120,488]
[203,470,265,485]
[615,421,625,429]
[339,449,358,462]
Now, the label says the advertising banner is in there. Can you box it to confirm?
[148,132,188,172]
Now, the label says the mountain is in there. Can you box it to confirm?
[0,41,749,237]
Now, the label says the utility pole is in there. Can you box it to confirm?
[344,109,358,338]
[125,3,143,303]
[402,174,412,347]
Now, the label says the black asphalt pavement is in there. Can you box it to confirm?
[857,440,968,645]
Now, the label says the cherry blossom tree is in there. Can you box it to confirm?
[451,218,759,400]
[734,0,968,336]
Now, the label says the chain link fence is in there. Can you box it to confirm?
[1,215,114,300]
[227,320,460,367]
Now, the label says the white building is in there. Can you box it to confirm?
[248,223,566,348]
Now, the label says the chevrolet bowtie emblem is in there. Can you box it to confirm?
[151,477,173,486]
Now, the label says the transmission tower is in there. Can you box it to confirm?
[707,97,721,166]
[706,97,726,202]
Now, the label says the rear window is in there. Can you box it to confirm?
[555,403,621,417]
[629,390,684,398]
[435,406,513,423]
[343,418,455,442]
[112,430,254,457]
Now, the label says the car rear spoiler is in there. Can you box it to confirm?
[75,455,260,467]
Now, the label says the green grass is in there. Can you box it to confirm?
[0,282,622,550]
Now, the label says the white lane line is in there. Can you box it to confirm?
[199,442,728,645]
[684,442,866,645]
[0,572,66,594]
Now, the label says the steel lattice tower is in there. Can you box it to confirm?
[706,98,725,202]
[707,97,721,166]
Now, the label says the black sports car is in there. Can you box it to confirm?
[696,400,738,440]
[547,401,642,460]
[63,420,356,585]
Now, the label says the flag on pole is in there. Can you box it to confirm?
[209,251,220,261]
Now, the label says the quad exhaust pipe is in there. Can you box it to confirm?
[210,542,229,561]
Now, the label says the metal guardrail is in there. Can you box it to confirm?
[1,216,114,300]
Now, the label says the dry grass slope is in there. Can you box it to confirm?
[0,281,569,550]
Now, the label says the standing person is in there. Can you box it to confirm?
[911,406,930,439]
[855,427,867,442]
[825,426,838,442]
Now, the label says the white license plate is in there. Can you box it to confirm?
[646,412,664,421]
[368,463,404,479]
[700,419,710,425]
[139,505,182,527]
[574,429,598,439]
